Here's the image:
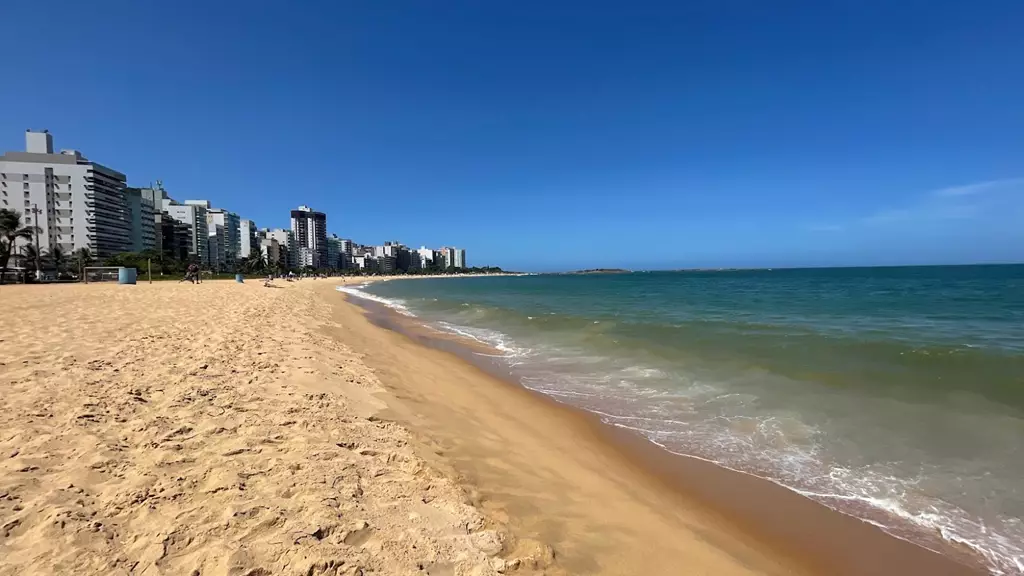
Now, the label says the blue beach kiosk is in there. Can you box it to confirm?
[117,267,137,285]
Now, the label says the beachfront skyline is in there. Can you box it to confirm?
[2,2,1023,272]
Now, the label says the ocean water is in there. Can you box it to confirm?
[340,266,1024,574]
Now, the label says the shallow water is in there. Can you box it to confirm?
[342,265,1024,574]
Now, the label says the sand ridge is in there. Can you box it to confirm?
[0,281,555,575]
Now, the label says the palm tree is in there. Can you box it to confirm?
[73,247,94,276]
[0,209,35,284]
[45,245,68,276]
[21,244,43,270]
[244,251,267,274]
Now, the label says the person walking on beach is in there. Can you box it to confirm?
[181,262,200,284]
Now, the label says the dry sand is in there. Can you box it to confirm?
[0,279,981,576]
[0,280,543,575]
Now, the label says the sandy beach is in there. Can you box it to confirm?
[0,279,985,575]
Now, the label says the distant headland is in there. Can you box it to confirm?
[562,268,632,275]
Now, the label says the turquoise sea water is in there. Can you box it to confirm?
[341,265,1024,574]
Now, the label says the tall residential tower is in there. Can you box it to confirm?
[0,130,133,258]
[290,205,327,268]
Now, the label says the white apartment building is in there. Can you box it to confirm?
[264,228,296,269]
[417,246,435,268]
[259,237,283,269]
[0,130,133,258]
[207,208,240,267]
[163,200,209,265]
[352,254,374,271]
[374,244,399,258]
[438,247,454,269]
[207,220,226,271]
[239,219,258,258]
[454,248,466,269]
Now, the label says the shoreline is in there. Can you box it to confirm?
[332,278,988,575]
[0,279,991,574]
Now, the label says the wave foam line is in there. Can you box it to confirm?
[336,285,415,316]
[435,321,531,359]
[611,425,1019,575]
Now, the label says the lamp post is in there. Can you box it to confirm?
[30,203,42,281]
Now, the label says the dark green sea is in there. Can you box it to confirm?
[341,265,1024,574]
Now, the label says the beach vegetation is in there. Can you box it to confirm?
[0,209,35,284]
[73,247,95,273]
[45,245,68,276]
[20,243,43,272]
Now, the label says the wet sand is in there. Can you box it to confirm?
[326,280,987,575]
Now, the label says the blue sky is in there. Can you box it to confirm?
[2,1,1023,271]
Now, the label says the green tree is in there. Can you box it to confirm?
[0,209,35,284]
[20,244,45,276]
[243,251,267,274]
[45,245,68,276]
[73,247,95,275]
[104,251,153,272]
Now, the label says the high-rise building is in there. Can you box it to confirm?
[163,200,209,265]
[204,217,227,270]
[397,246,420,272]
[207,224,224,271]
[123,187,158,253]
[264,228,295,269]
[160,217,191,262]
[290,205,327,268]
[376,255,396,274]
[0,130,133,258]
[437,247,455,269]
[326,234,352,270]
[207,208,240,268]
[137,182,170,255]
[259,236,283,269]
[239,219,258,258]
[417,247,435,269]
[454,248,466,269]
[327,238,338,269]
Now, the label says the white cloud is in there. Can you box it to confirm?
[808,177,1023,234]
[931,177,1024,198]
[861,204,979,227]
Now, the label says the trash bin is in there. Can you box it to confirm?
[235,274,244,283]
[117,267,137,285]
